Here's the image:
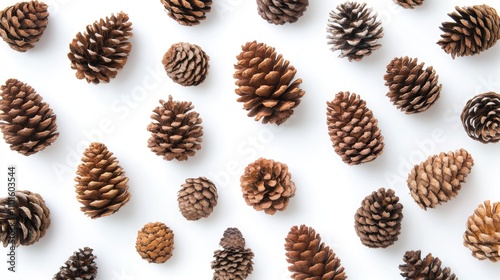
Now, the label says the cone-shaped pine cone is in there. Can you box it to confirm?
[0,190,50,247]
[178,177,218,221]
[256,0,309,25]
[74,142,131,219]
[68,11,133,84]
[461,92,500,144]
[240,157,296,215]
[147,95,203,161]
[354,188,403,248]
[136,222,174,263]
[234,41,305,125]
[400,250,457,280]
[219,227,246,250]
[285,225,347,280]
[0,1,48,52]
[211,227,254,280]
[464,200,500,262]
[437,5,500,59]
[326,91,384,165]
[393,0,423,9]
[407,148,473,210]
[327,2,383,61]
[53,247,98,280]
[0,78,59,156]
[384,56,442,114]
[162,42,210,86]
[160,0,212,26]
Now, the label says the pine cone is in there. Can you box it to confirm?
[0,78,59,156]
[464,200,500,262]
[461,92,500,143]
[53,247,97,280]
[400,250,457,280]
[393,0,423,9]
[326,91,384,165]
[178,177,218,221]
[240,157,296,215]
[136,222,174,264]
[256,0,309,25]
[219,227,246,250]
[0,1,48,52]
[437,5,500,58]
[160,0,212,26]
[354,188,403,248]
[162,42,210,86]
[0,190,50,247]
[407,148,473,210]
[285,224,347,280]
[211,227,254,280]
[327,2,383,61]
[147,95,203,161]
[75,142,131,219]
[68,11,133,84]
[234,41,305,125]
[384,56,442,114]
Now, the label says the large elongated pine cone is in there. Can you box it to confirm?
[0,190,50,247]
[147,95,203,161]
[0,78,59,156]
[161,0,212,26]
[0,1,48,52]
[437,5,500,58]
[178,177,218,221]
[461,92,500,143]
[407,148,473,210]
[393,0,423,9]
[399,250,457,280]
[464,200,500,262]
[234,41,305,125]
[211,227,254,279]
[75,142,131,219]
[162,42,210,86]
[285,225,347,280]
[256,0,309,25]
[53,247,98,280]
[326,91,384,165]
[68,11,133,84]
[136,222,174,263]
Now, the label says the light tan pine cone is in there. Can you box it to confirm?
[53,247,98,280]
[211,227,254,280]
[136,222,174,263]
[178,177,218,221]
[160,0,212,26]
[162,42,210,86]
[393,0,423,9]
[399,250,457,280]
[461,92,500,143]
[464,200,500,262]
[256,0,309,25]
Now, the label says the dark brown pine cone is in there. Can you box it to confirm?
[162,42,210,86]
[407,148,473,210]
[256,0,309,25]
[234,41,305,125]
[178,177,218,221]
[327,2,383,61]
[393,0,423,9]
[0,190,51,247]
[326,91,384,165]
[400,250,457,280]
[136,222,174,264]
[240,157,296,215]
[464,200,500,262]
[285,225,347,280]
[53,247,98,280]
[147,95,203,161]
[354,188,403,248]
[0,1,48,52]
[211,227,254,280]
[68,11,133,84]
[160,0,212,26]
[461,92,500,143]
[0,78,59,156]
[384,56,442,114]
[437,5,500,58]
[75,142,131,219]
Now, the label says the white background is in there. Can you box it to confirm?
[1,0,500,279]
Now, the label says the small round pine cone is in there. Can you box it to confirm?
[461,92,500,143]
[53,247,98,280]
[160,0,212,26]
[256,0,309,25]
[211,227,254,280]
[464,200,500,262]
[399,250,457,280]
[219,227,246,250]
[393,0,423,9]
[162,42,210,86]
[178,177,218,221]
[136,222,174,263]
[240,157,296,215]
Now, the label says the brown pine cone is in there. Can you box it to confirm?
[0,78,59,156]
[326,91,384,165]
[393,0,423,9]
[75,142,131,219]
[234,41,305,125]
[211,227,254,280]
[384,56,442,114]
[285,225,347,280]
[160,0,212,26]
[178,177,218,221]
[240,157,296,215]
[162,42,210,86]
[147,95,203,161]
[219,227,246,250]
[68,11,133,84]
[327,2,383,61]
[461,92,500,143]
[464,200,500,262]
[354,188,403,248]
[136,222,174,263]
[0,1,48,52]
[407,148,473,210]
[0,190,51,247]
[256,0,309,25]
[437,5,500,58]
[53,247,97,280]
[400,250,457,280]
